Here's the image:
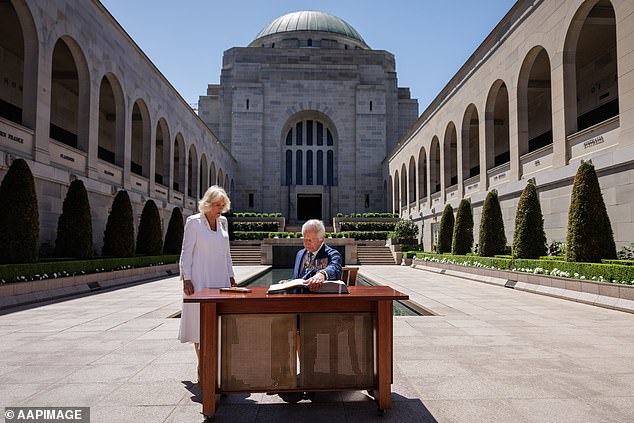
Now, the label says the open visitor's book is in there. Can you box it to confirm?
[267,279,349,294]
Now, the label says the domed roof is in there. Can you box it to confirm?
[252,11,368,48]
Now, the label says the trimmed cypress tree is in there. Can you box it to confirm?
[566,162,616,262]
[164,207,184,254]
[437,203,454,253]
[479,191,506,257]
[136,199,163,255]
[452,198,473,255]
[102,190,134,257]
[55,179,93,259]
[512,182,546,259]
[0,158,39,263]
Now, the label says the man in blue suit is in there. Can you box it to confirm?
[293,219,342,290]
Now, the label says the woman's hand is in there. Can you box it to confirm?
[183,279,194,296]
[230,277,237,287]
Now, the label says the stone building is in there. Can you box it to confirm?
[0,0,236,253]
[388,0,634,250]
[199,11,418,223]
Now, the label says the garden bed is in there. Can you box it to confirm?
[406,252,634,285]
[0,255,179,284]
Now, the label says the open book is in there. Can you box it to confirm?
[267,279,349,294]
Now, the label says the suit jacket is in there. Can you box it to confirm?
[293,243,342,281]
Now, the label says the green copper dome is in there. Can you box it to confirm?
[252,11,368,48]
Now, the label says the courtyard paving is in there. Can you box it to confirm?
[0,265,633,422]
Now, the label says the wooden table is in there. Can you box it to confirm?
[184,286,408,418]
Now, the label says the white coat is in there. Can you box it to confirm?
[178,213,234,343]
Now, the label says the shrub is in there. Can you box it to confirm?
[452,199,473,255]
[230,221,278,232]
[548,241,566,257]
[617,243,634,260]
[55,179,93,259]
[393,219,418,241]
[479,191,506,257]
[340,222,396,232]
[0,158,39,264]
[512,182,547,259]
[136,200,163,255]
[164,207,184,254]
[0,254,178,283]
[566,162,617,262]
[102,190,134,257]
[437,204,454,253]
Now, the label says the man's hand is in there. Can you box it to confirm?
[305,271,326,291]
[230,277,237,287]
[183,279,194,296]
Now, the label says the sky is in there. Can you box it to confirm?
[99,0,516,111]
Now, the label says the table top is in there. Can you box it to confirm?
[183,286,409,303]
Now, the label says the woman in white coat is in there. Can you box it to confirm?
[178,185,236,377]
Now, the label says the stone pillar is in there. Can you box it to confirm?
[86,79,100,179]
[508,85,520,182]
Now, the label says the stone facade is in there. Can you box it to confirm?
[0,0,236,254]
[199,13,418,223]
[388,0,634,250]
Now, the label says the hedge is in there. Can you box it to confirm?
[0,255,179,284]
[230,221,279,232]
[437,204,454,254]
[408,252,634,284]
[225,212,283,218]
[0,158,39,263]
[566,162,616,262]
[55,179,93,259]
[336,213,398,218]
[339,222,396,232]
[164,207,184,254]
[231,231,391,241]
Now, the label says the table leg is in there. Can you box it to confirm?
[201,303,218,417]
[376,300,392,411]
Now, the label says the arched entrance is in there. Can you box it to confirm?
[282,111,337,222]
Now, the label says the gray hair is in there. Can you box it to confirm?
[198,185,231,214]
[302,219,326,239]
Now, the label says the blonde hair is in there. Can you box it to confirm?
[198,185,231,214]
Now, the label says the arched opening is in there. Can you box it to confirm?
[199,154,208,197]
[461,104,480,180]
[230,179,234,197]
[217,168,223,186]
[393,171,400,213]
[400,163,407,210]
[418,147,427,200]
[130,99,150,177]
[173,134,185,193]
[564,0,618,134]
[0,2,24,125]
[430,136,441,194]
[408,156,416,205]
[518,47,553,155]
[224,174,229,191]
[443,122,458,187]
[97,75,124,166]
[209,161,216,187]
[187,144,198,198]
[0,1,37,129]
[154,118,170,186]
[485,80,510,170]
[50,38,87,150]
[282,114,337,187]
